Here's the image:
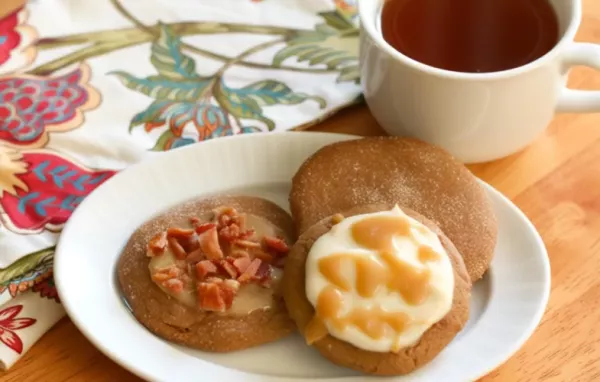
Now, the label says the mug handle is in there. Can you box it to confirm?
[557,43,600,113]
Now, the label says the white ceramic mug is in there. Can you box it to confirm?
[358,0,600,163]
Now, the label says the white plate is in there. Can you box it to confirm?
[55,132,550,382]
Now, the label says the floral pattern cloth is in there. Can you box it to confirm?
[0,0,360,371]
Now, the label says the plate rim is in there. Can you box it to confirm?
[54,131,551,382]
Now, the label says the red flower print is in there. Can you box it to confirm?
[0,270,52,298]
[0,305,36,354]
[0,63,100,149]
[0,249,54,297]
[33,276,59,303]
[0,8,37,75]
[0,146,116,234]
[0,9,21,66]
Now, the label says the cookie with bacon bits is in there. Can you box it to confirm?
[118,195,296,352]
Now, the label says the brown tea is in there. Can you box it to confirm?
[381,0,560,73]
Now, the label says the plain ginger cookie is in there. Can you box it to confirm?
[289,136,497,281]
[282,204,472,376]
[118,195,296,352]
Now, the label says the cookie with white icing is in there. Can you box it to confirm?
[282,204,471,375]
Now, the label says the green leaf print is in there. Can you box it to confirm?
[214,79,326,131]
[273,45,356,70]
[129,100,167,131]
[151,130,177,151]
[214,81,276,131]
[239,80,326,108]
[0,247,55,284]
[110,72,213,103]
[113,21,330,148]
[273,9,359,83]
[337,65,360,84]
[110,25,214,103]
[319,11,356,31]
[151,23,200,80]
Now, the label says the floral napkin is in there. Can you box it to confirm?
[0,0,361,370]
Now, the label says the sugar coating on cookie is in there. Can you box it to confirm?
[304,206,454,352]
[289,137,498,282]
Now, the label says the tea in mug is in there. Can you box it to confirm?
[381,0,559,73]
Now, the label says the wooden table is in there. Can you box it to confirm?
[2,1,600,381]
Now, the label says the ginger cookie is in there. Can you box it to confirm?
[289,137,497,281]
[118,195,296,352]
[282,204,471,375]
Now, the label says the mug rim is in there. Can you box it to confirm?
[358,0,582,81]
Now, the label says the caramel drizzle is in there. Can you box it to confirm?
[307,214,442,348]
[306,285,411,345]
[351,215,411,252]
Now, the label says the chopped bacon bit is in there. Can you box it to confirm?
[219,224,241,241]
[196,260,218,280]
[180,273,193,288]
[217,213,230,227]
[232,257,252,274]
[151,272,171,282]
[256,262,272,287]
[190,216,201,225]
[256,262,271,279]
[215,206,240,227]
[165,266,182,278]
[180,236,200,253]
[331,213,345,225]
[220,260,239,279]
[235,239,261,249]
[197,282,226,312]
[220,286,236,310]
[153,265,181,277]
[197,278,238,312]
[223,279,240,292]
[253,250,274,263]
[194,222,217,235]
[167,227,195,239]
[238,229,255,240]
[230,249,250,258]
[167,237,187,259]
[151,265,181,283]
[238,258,262,283]
[148,232,168,256]
[273,257,286,268]
[186,248,205,263]
[162,279,184,293]
[230,214,244,228]
[214,206,236,217]
[263,236,289,254]
[198,227,223,260]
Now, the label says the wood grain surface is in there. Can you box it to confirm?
[0,0,25,18]
[2,0,600,381]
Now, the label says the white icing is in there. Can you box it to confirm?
[305,206,454,352]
